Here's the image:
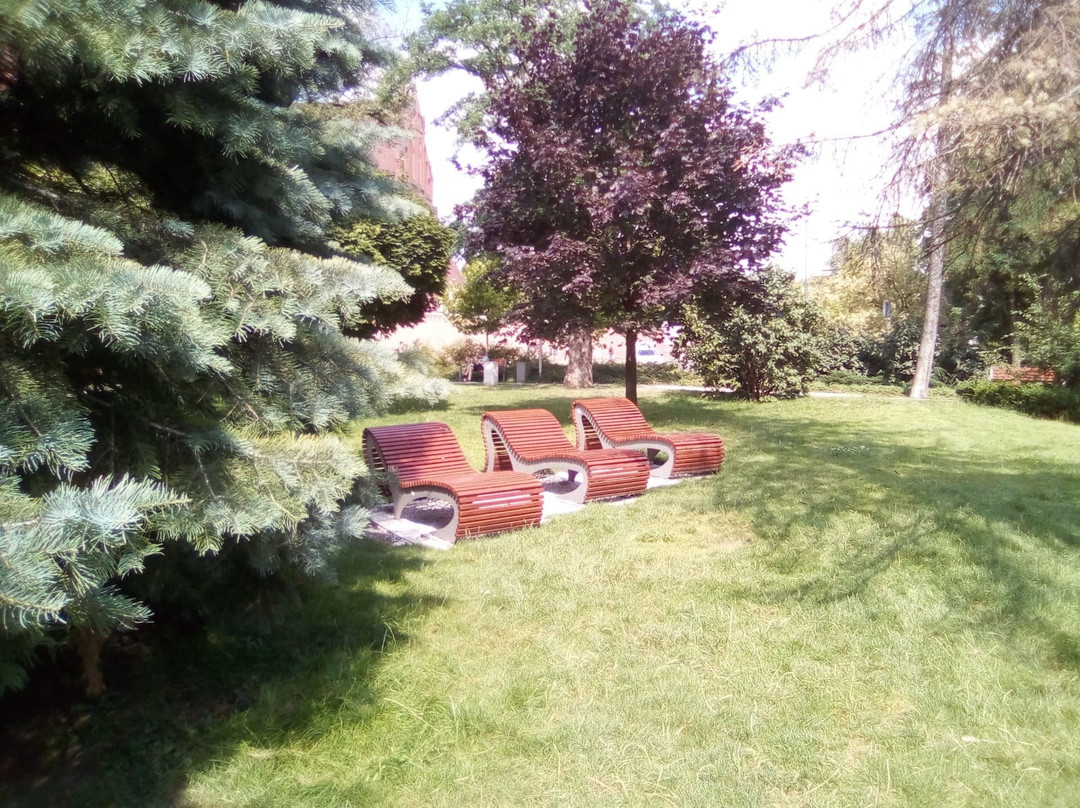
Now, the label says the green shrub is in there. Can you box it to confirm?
[591,362,699,385]
[817,325,871,377]
[955,380,1080,422]
[678,267,824,401]
[485,343,526,363]
[335,215,457,336]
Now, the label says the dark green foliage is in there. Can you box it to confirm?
[853,313,982,386]
[935,309,986,383]
[956,380,1080,422]
[944,81,1080,374]
[1017,287,1080,388]
[335,214,457,335]
[677,267,823,401]
[860,319,923,384]
[817,325,872,377]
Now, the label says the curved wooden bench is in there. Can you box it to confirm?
[363,422,542,541]
[572,397,725,478]
[481,408,649,504]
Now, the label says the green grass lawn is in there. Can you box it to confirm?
[4,385,1080,807]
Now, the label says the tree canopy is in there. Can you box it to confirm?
[805,0,1080,392]
[335,213,457,336]
[443,256,520,347]
[462,0,798,401]
[814,217,925,335]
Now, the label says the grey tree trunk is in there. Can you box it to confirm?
[564,327,594,388]
[624,328,638,404]
[909,190,948,399]
[910,31,954,400]
[1010,287,1023,365]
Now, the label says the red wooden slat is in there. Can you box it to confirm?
[362,423,542,540]
[573,398,725,477]
[482,409,649,501]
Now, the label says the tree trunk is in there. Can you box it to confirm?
[564,328,594,388]
[910,31,954,400]
[1009,286,1023,365]
[72,627,108,697]
[624,328,639,403]
[909,194,947,399]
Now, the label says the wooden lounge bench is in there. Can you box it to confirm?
[987,365,1057,384]
[363,422,542,541]
[481,408,650,504]
[572,397,725,479]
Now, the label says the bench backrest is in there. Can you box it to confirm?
[576,397,654,439]
[987,366,1056,384]
[483,409,575,457]
[363,422,473,481]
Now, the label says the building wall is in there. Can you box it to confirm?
[371,96,434,204]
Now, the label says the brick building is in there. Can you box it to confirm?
[371,96,434,204]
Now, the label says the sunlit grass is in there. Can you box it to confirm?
[6,384,1080,807]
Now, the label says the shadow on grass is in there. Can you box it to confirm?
[713,406,1080,670]
[0,541,441,807]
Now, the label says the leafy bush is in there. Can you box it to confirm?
[1018,295,1080,388]
[853,312,982,387]
[955,380,1080,422]
[817,325,871,376]
[677,267,824,401]
[335,215,457,336]
[859,319,921,383]
[935,309,985,383]
[485,343,526,363]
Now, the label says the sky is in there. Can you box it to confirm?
[385,0,919,280]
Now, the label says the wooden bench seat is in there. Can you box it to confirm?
[572,397,725,478]
[363,422,542,541]
[481,408,650,504]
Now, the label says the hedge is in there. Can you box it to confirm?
[955,380,1080,423]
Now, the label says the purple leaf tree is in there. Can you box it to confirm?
[463,0,801,400]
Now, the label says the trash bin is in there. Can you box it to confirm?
[482,360,498,386]
[515,360,528,384]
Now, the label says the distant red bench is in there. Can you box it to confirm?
[363,422,542,541]
[482,408,650,504]
[572,397,725,479]
[987,366,1057,384]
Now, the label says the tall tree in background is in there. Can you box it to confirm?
[942,1,1080,374]
[805,0,1080,395]
[463,0,796,401]
[401,0,582,142]
[815,217,926,333]
[402,0,596,382]
[0,0,443,692]
[444,256,520,348]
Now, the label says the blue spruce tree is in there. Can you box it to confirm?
[0,0,444,692]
